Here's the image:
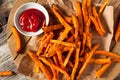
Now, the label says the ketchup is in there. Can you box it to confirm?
[19,8,45,32]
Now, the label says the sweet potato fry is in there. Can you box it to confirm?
[72,14,79,39]
[48,60,70,80]
[34,62,40,73]
[51,40,76,47]
[82,0,89,31]
[99,0,109,14]
[27,50,52,80]
[68,61,74,68]
[53,54,59,66]
[85,19,91,33]
[43,24,63,33]
[56,48,64,68]
[64,48,74,67]
[80,33,87,56]
[95,50,120,59]
[52,4,72,25]
[115,20,120,42]
[87,0,92,16]
[86,32,92,49]
[79,58,111,64]
[11,26,21,52]
[96,62,111,78]
[90,16,104,36]
[76,44,100,79]
[112,58,120,62]
[58,27,72,41]
[82,0,87,6]
[93,6,105,34]
[66,36,74,42]
[39,57,57,79]
[45,44,58,57]
[39,33,49,43]
[91,58,111,64]
[43,43,52,55]
[51,5,72,30]
[75,1,83,34]
[47,58,58,80]
[71,42,81,80]
[36,32,54,56]
[62,47,71,52]
[64,16,72,24]
[0,71,13,76]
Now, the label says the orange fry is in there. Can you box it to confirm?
[99,0,109,14]
[38,33,49,44]
[75,1,83,34]
[34,62,40,73]
[68,61,74,68]
[79,58,111,64]
[43,24,63,33]
[64,16,72,24]
[82,0,89,31]
[82,0,87,6]
[85,19,91,33]
[0,71,13,76]
[86,32,92,49]
[27,50,52,80]
[87,0,92,16]
[64,48,74,67]
[47,58,58,80]
[80,33,87,56]
[66,36,74,42]
[96,62,111,78]
[95,50,120,59]
[115,20,120,42]
[11,26,21,52]
[72,14,79,39]
[76,44,100,79]
[90,16,104,36]
[51,5,72,30]
[36,32,54,56]
[71,42,81,80]
[39,57,57,79]
[51,40,76,47]
[56,48,64,68]
[47,59,70,80]
[62,47,71,52]
[93,6,105,34]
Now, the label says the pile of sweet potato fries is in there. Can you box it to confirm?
[10,0,120,80]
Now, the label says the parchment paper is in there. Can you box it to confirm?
[17,0,116,80]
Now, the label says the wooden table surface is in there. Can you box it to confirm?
[0,0,120,80]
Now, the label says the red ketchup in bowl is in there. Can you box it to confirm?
[19,8,45,32]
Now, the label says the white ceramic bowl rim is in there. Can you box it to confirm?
[14,2,49,36]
